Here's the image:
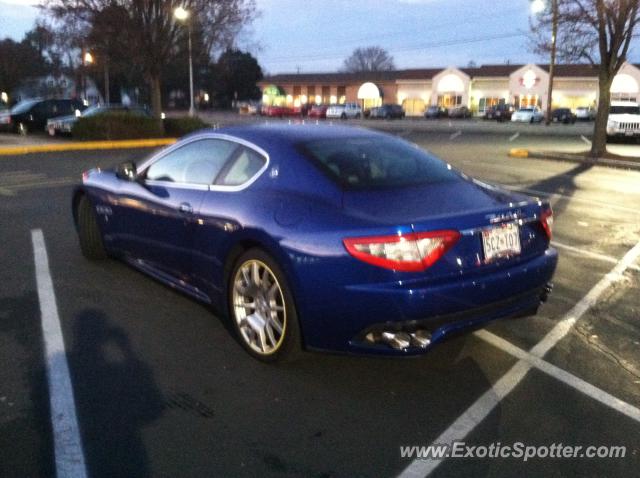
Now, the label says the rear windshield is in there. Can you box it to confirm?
[298,136,458,190]
[610,105,640,114]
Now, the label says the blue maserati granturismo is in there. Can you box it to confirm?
[72,124,557,361]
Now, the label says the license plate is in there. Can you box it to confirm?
[482,223,521,261]
[48,126,55,136]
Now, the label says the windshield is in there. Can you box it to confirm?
[298,136,458,190]
[11,99,40,114]
[610,105,640,114]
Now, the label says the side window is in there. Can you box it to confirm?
[216,147,266,186]
[145,139,238,185]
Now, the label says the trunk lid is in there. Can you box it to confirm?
[342,177,550,277]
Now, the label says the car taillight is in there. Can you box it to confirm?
[343,230,460,272]
[541,207,553,240]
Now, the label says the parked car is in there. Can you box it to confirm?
[326,102,362,119]
[262,105,293,117]
[484,104,514,122]
[244,101,262,115]
[46,103,150,136]
[448,106,472,119]
[0,98,85,134]
[424,106,448,118]
[73,124,557,361]
[606,101,640,140]
[576,106,596,121]
[551,108,577,124]
[369,104,405,119]
[511,106,544,123]
[308,104,329,119]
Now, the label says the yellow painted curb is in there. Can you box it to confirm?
[509,148,529,158]
[0,138,177,156]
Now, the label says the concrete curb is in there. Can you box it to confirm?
[508,148,640,171]
[0,138,177,156]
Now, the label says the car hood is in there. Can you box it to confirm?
[609,113,640,121]
[341,176,531,225]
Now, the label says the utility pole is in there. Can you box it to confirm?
[104,61,110,105]
[545,0,558,126]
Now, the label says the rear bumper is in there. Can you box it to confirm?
[299,248,558,355]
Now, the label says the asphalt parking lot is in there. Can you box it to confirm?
[1,126,639,477]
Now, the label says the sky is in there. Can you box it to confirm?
[2,0,638,75]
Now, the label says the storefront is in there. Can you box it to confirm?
[357,82,382,110]
[432,68,470,109]
[260,62,640,117]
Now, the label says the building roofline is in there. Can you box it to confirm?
[261,63,636,85]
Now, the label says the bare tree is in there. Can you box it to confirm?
[43,0,256,117]
[343,46,395,73]
[531,0,640,157]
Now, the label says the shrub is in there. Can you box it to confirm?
[163,116,210,137]
[73,112,164,140]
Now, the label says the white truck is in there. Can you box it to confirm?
[326,102,362,119]
[606,101,640,139]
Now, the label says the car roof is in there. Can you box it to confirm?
[198,124,382,150]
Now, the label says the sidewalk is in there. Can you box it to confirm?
[0,133,70,146]
[509,147,640,171]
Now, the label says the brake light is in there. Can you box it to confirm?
[541,208,553,240]
[343,230,460,272]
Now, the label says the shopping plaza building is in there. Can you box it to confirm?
[258,62,640,116]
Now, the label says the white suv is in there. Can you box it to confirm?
[606,101,640,138]
[326,102,362,119]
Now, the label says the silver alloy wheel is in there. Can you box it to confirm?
[232,259,286,355]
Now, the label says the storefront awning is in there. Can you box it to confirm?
[263,84,286,96]
[357,82,381,100]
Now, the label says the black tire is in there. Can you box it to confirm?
[228,248,302,363]
[355,113,361,119]
[77,195,107,260]
[340,112,346,119]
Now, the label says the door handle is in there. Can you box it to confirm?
[179,202,193,214]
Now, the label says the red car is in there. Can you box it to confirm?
[262,105,292,117]
[308,104,329,119]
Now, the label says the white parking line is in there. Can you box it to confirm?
[552,240,640,272]
[500,184,639,214]
[449,130,462,140]
[475,330,640,423]
[508,132,520,142]
[32,229,88,478]
[398,239,640,478]
[581,135,592,145]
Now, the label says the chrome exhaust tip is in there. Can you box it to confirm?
[381,331,412,350]
[410,330,432,348]
[540,282,553,303]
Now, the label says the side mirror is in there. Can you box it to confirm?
[116,161,138,181]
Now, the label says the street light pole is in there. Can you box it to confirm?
[545,0,558,126]
[187,22,195,117]
[174,6,195,117]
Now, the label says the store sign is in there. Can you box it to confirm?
[520,70,539,89]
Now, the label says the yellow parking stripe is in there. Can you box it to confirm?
[508,148,529,158]
[0,138,177,156]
